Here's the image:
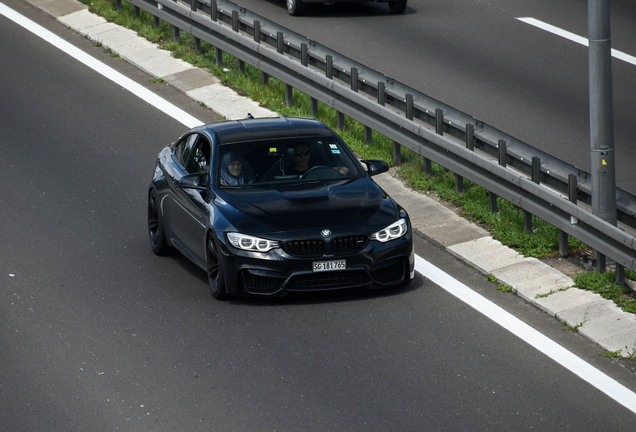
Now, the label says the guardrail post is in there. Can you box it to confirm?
[558,174,579,257]
[174,26,180,43]
[351,68,358,92]
[134,6,140,19]
[277,31,284,54]
[230,11,243,72]
[465,124,474,151]
[364,127,372,146]
[254,20,260,42]
[286,85,293,106]
[276,33,294,106]
[253,21,266,82]
[459,124,475,193]
[216,48,223,66]
[327,56,341,129]
[559,229,569,257]
[435,108,443,135]
[192,1,200,52]
[116,0,121,12]
[616,265,625,286]
[310,98,318,117]
[531,156,540,182]
[498,139,507,167]
[366,82,384,147]
[489,192,498,213]
[396,94,413,166]
[154,15,160,28]
[377,82,385,106]
[524,157,541,233]
[301,43,308,66]
[211,0,217,21]
[488,139,507,214]
[393,141,401,165]
[232,10,239,32]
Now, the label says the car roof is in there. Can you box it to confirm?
[193,117,335,144]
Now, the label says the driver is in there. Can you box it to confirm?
[285,144,313,176]
[285,144,349,176]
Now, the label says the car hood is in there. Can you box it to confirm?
[214,178,399,235]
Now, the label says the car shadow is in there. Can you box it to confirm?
[230,274,423,306]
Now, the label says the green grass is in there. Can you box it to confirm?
[574,271,636,314]
[599,350,624,358]
[496,285,513,293]
[80,0,608,260]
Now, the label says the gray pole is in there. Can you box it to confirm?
[588,0,617,273]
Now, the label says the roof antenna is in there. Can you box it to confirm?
[245,113,254,119]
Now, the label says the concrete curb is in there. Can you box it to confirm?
[25,0,636,357]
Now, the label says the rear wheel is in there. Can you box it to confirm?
[207,232,228,300]
[286,0,306,16]
[388,0,407,14]
[148,190,170,255]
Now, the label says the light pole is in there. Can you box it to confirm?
[588,0,624,285]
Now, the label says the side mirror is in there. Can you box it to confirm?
[361,159,389,177]
[179,173,208,190]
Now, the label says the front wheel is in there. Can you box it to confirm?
[388,0,407,14]
[286,0,306,16]
[207,232,228,300]
[148,189,170,255]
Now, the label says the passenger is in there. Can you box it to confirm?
[220,151,254,186]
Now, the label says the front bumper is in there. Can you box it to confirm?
[219,232,414,296]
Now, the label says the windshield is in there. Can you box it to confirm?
[216,137,361,188]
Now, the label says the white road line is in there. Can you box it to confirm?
[416,255,636,415]
[0,2,203,129]
[517,17,636,67]
[3,2,636,416]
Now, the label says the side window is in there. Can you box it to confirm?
[185,136,211,174]
[174,134,198,167]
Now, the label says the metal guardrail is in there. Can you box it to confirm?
[126,0,636,272]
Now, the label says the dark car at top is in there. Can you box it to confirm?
[148,116,414,299]
[286,0,407,16]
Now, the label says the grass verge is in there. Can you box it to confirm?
[574,270,636,314]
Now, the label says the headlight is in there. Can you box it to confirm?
[227,233,279,252]
[370,219,408,243]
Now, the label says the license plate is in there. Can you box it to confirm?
[312,259,347,272]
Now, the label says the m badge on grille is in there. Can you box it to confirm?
[321,229,331,238]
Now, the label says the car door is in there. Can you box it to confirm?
[162,133,211,267]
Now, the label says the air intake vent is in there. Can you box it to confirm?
[331,236,368,254]
[284,239,325,256]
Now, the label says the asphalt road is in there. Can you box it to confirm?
[231,0,636,195]
[1,1,636,430]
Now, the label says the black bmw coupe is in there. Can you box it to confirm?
[148,116,414,299]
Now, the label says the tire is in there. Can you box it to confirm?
[388,0,407,14]
[207,232,228,300]
[148,189,170,255]
[286,0,306,16]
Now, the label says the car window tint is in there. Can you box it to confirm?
[184,136,211,174]
[218,137,360,187]
[174,134,199,168]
